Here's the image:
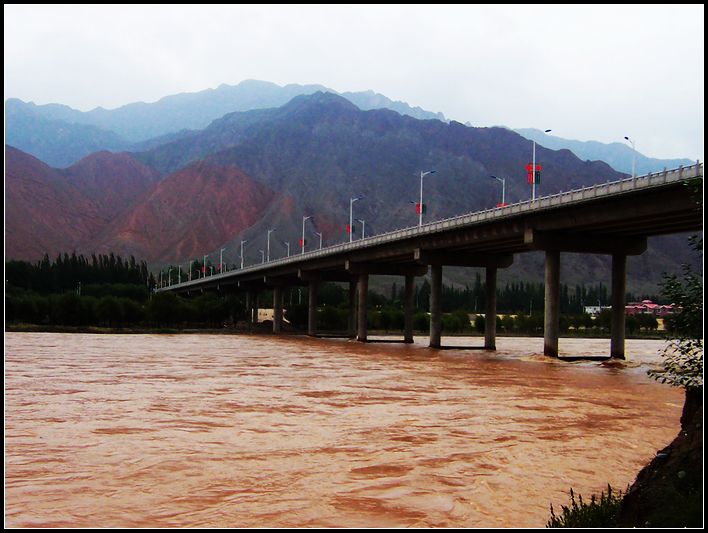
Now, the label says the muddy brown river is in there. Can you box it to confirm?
[4,332,683,527]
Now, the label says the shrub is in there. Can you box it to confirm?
[547,485,624,528]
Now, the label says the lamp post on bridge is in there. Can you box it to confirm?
[259,250,265,264]
[240,240,247,269]
[315,231,323,250]
[356,218,366,239]
[490,175,506,207]
[284,241,290,257]
[624,136,637,179]
[418,170,436,226]
[203,254,207,278]
[349,196,363,242]
[530,129,551,200]
[301,216,311,254]
[267,229,276,262]
[219,247,226,273]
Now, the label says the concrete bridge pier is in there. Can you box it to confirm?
[611,254,627,359]
[307,280,319,336]
[429,264,443,348]
[272,285,284,333]
[247,288,259,328]
[356,273,368,341]
[404,274,415,343]
[348,280,357,338]
[544,250,560,357]
[485,267,497,350]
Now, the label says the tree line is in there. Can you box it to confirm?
[6,252,153,294]
[6,253,665,335]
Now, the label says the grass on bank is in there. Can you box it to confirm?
[547,485,624,528]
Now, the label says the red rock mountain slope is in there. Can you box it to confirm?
[94,160,276,262]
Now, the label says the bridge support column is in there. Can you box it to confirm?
[429,264,442,348]
[611,254,627,359]
[357,273,368,341]
[485,267,497,350]
[348,280,357,338]
[308,280,318,336]
[273,286,284,334]
[404,274,415,343]
[247,289,258,327]
[544,250,560,357]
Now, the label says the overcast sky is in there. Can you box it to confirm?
[4,4,704,160]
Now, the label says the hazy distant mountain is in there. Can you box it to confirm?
[515,128,694,175]
[8,79,691,176]
[7,79,447,145]
[5,99,130,168]
[340,89,446,122]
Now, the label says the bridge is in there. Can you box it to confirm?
[158,162,703,358]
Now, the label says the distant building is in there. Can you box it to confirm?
[625,299,675,317]
[583,305,610,316]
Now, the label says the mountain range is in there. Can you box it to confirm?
[5,80,444,168]
[6,79,693,174]
[5,90,698,294]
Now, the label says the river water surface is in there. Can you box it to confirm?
[5,332,683,527]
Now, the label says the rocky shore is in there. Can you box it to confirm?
[617,387,703,527]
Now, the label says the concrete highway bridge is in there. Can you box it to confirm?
[158,162,703,358]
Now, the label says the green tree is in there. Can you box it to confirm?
[648,234,703,389]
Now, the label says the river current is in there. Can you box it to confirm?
[4,332,683,527]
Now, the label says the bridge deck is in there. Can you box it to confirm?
[160,162,702,292]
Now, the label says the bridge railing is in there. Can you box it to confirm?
[160,161,701,290]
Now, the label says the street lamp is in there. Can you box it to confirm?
[624,136,637,179]
[284,241,290,257]
[490,175,506,206]
[168,267,172,286]
[266,229,276,262]
[531,129,551,200]
[178,265,182,284]
[203,254,208,277]
[302,216,311,254]
[418,170,436,226]
[259,250,265,263]
[240,240,247,269]
[315,231,323,250]
[219,247,226,273]
[349,196,363,242]
[188,260,193,281]
[356,218,366,239]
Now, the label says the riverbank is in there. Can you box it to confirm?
[4,322,667,340]
[617,386,703,527]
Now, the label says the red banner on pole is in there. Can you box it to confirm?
[526,164,541,184]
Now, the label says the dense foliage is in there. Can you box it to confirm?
[6,252,153,294]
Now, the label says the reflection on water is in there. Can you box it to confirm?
[4,333,682,527]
